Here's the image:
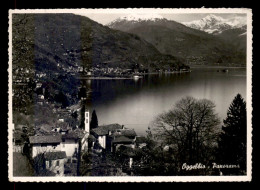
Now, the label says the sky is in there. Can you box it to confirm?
[75,9,247,25]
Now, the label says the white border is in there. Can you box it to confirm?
[8,8,253,182]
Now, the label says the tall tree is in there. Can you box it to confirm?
[217,94,247,174]
[90,110,98,129]
[150,97,221,174]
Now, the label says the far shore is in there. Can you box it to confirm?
[78,76,132,80]
[78,70,192,80]
[190,65,246,69]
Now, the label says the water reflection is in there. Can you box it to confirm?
[84,68,246,135]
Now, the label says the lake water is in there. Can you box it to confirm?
[85,68,247,135]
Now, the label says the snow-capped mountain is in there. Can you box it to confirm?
[107,14,168,31]
[109,13,166,24]
[107,14,246,66]
[183,14,247,34]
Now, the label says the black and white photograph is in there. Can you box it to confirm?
[8,8,252,182]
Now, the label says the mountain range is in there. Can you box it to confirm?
[12,13,247,74]
[12,13,186,73]
[182,14,246,35]
[108,14,246,66]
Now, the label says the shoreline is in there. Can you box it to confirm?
[78,70,192,80]
[190,65,246,69]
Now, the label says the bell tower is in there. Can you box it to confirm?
[85,109,90,134]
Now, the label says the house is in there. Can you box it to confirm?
[36,124,55,135]
[112,136,135,152]
[13,124,28,145]
[13,130,23,145]
[13,130,25,153]
[29,134,63,158]
[44,151,67,176]
[56,122,70,135]
[29,131,80,159]
[91,123,123,149]
[61,131,79,162]
[36,82,42,88]
[91,124,137,153]
[110,129,137,152]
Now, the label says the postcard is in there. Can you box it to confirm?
[8,8,252,182]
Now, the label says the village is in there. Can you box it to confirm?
[13,71,148,176]
[13,101,148,176]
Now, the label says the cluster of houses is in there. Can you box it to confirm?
[28,125,84,176]
[14,109,146,176]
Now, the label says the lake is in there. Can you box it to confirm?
[85,67,247,135]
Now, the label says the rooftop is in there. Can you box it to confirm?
[67,103,81,112]
[44,151,67,160]
[29,134,62,144]
[136,136,147,143]
[111,129,137,137]
[56,122,70,131]
[92,123,123,136]
[36,124,54,133]
[112,136,134,144]
[62,131,78,140]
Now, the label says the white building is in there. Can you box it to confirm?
[61,132,79,159]
[44,151,67,176]
[29,135,63,158]
[29,131,80,161]
[91,124,124,149]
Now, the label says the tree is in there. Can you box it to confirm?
[217,94,247,174]
[150,97,221,174]
[80,151,127,176]
[90,110,98,129]
[54,91,69,108]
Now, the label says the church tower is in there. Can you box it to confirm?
[85,109,90,134]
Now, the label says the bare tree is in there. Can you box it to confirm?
[150,97,221,169]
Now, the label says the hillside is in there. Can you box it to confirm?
[108,16,246,66]
[12,13,186,73]
[12,13,188,110]
[216,26,247,52]
[182,14,247,54]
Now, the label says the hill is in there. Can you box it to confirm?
[12,13,187,73]
[216,26,247,52]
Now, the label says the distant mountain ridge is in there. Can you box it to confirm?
[108,15,246,66]
[109,14,166,23]
[182,14,246,35]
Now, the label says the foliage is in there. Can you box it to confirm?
[217,94,247,175]
[149,97,221,175]
[80,151,127,176]
[90,110,98,129]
